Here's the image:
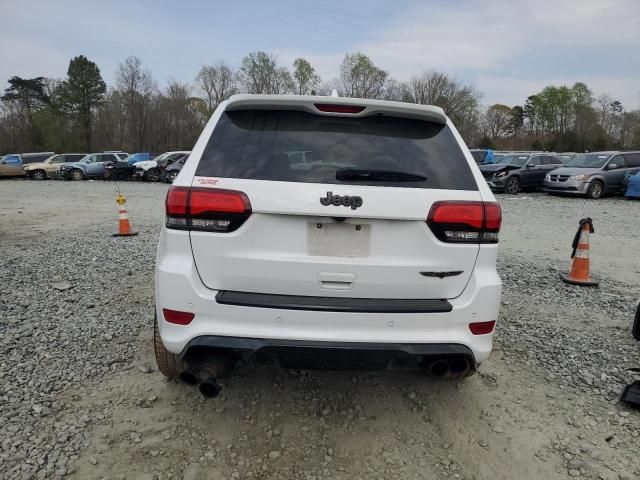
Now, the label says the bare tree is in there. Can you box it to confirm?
[339,53,388,99]
[239,51,292,94]
[483,104,514,139]
[404,71,481,137]
[115,56,156,150]
[195,61,238,114]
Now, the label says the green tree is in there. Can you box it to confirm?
[510,105,524,134]
[59,55,106,151]
[292,58,320,95]
[1,76,50,146]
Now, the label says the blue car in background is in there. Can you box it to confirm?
[126,152,151,165]
[58,152,127,180]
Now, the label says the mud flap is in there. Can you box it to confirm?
[621,381,640,409]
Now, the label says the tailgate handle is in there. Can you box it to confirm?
[318,272,356,290]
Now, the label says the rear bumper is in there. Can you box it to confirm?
[182,336,475,370]
[155,230,502,364]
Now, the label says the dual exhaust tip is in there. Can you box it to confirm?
[179,353,236,398]
[421,356,473,379]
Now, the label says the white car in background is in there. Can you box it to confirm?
[154,94,502,398]
[133,151,191,181]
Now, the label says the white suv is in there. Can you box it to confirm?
[154,94,502,397]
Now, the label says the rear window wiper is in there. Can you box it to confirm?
[336,168,427,182]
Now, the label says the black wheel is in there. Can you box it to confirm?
[505,176,520,194]
[586,180,603,199]
[30,170,46,181]
[70,169,84,181]
[167,171,178,183]
[633,302,639,341]
[145,168,160,182]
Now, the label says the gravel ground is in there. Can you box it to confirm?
[0,179,639,480]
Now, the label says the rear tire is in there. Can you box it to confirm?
[586,180,603,199]
[167,171,178,183]
[153,315,180,380]
[505,176,520,194]
[70,169,84,181]
[30,170,46,181]
[145,168,160,182]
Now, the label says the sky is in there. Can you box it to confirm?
[1,0,639,109]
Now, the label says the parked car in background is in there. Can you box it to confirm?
[125,152,151,165]
[0,152,55,177]
[133,151,190,181]
[163,154,188,183]
[103,159,136,181]
[104,151,129,159]
[59,152,125,180]
[486,153,507,164]
[24,153,86,180]
[557,153,577,164]
[543,151,640,199]
[480,153,563,194]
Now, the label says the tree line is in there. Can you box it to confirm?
[1,51,639,155]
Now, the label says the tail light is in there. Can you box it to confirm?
[469,320,496,335]
[165,186,251,232]
[427,201,501,243]
[163,308,194,325]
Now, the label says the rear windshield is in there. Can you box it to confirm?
[196,110,477,190]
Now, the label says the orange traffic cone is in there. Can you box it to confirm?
[112,194,138,237]
[560,217,598,286]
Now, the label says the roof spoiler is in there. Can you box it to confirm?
[224,94,447,125]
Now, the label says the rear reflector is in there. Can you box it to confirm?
[314,103,365,114]
[469,320,496,335]
[165,186,251,232]
[427,201,501,243]
[163,308,195,325]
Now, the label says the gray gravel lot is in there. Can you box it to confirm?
[0,179,639,480]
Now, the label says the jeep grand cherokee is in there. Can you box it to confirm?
[154,94,502,397]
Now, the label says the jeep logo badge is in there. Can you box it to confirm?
[320,192,363,210]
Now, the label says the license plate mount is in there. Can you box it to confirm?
[307,222,370,257]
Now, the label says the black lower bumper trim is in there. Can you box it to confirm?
[215,290,452,313]
[181,336,476,370]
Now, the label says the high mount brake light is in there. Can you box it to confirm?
[314,103,365,114]
[165,186,252,232]
[427,201,501,243]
